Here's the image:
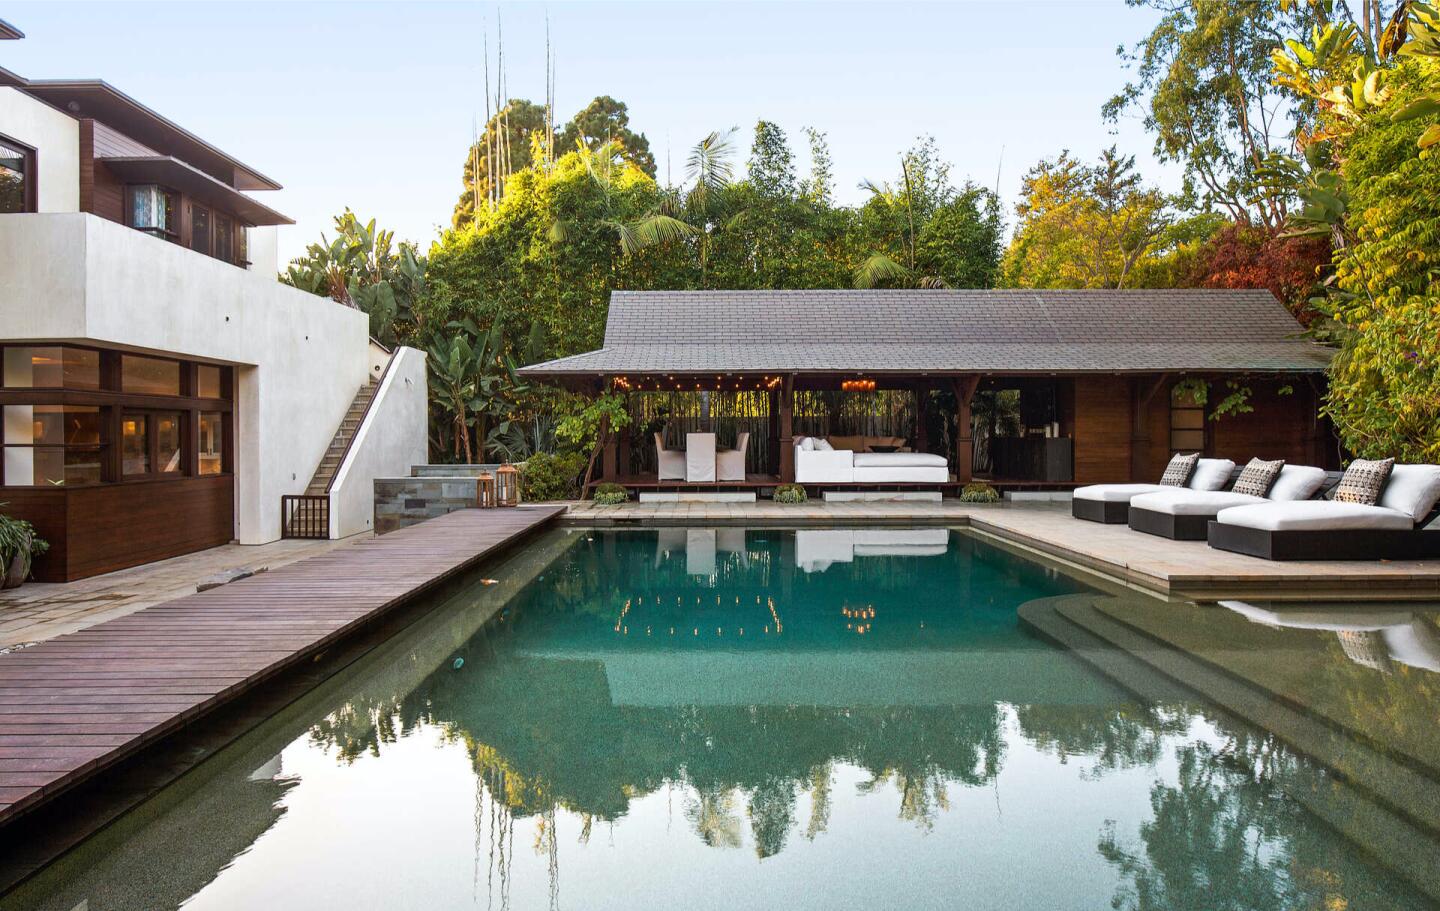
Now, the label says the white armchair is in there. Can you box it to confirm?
[656,432,685,481]
[717,432,750,482]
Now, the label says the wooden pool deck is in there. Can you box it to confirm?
[0,504,564,829]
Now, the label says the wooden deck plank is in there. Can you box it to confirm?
[0,505,563,830]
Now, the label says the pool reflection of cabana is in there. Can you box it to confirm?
[518,290,1336,496]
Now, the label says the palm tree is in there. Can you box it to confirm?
[853,157,950,290]
[425,320,526,463]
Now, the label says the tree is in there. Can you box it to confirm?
[453,99,550,230]
[424,319,527,463]
[557,95,656,177]
[1002,148,1176,289]
[1104,0,1328,229]
[282,210,426,346]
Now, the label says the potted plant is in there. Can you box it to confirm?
[0,509,49,589]
[773,483,807,504]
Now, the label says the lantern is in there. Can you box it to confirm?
[496,462,521,507]
[476,472,496,508]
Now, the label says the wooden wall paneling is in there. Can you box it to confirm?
[1072,375,1134,483]
[0,489,68,582]
[1208,379,1319,466]
[61,476,234,581]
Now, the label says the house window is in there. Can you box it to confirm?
[0,135,34,214]
[2,405,104,486]
[129,185,176,237]
[122,413,150,476]
[197,365,223,399]
[236,225,250,267]
[1169,385,1206,452]
[2,346,101,389]
[122,355,181,396]
[122,411,187,478]
[190,205,211,256]
[199,411,224,475]
[214,214,233,264]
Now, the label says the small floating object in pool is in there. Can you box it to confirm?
[480,578,498,585]
[452,658,464,670]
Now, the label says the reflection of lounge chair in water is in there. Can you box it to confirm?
[654,527,748,573]
[794,528,949,573]
[1222,600,1440,673]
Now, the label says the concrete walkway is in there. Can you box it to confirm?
[0,536,366,650]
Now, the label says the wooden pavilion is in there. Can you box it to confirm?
[518,290,1336,494]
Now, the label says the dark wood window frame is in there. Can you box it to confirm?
[126,183,180,240]
[0,346,235,488]
[0,131,37,214]
[1169,383,1209,453]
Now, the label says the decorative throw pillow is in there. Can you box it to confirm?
[798,436,815,451]
[1232,458,1285,497]
[814,438,834,451]
[1332,457,1395,506]
[1158,453,1200,487]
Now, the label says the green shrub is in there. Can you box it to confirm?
[592,483,628,506]
[772,483,807,504]
[957,482,1000,503]
[519,451,587,501]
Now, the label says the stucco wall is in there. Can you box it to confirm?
[0,87,80,212]
[329,345,429,538]
[0,212,374,544]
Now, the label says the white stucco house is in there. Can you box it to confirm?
[0,32,427,580]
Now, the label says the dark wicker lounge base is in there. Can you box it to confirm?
[1072,498,1130,524]
[1206,521,1440,561]
[1128,507,1211,541]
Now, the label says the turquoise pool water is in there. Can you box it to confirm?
[6,527,1440,910]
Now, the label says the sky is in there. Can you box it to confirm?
[3,1,1174,265]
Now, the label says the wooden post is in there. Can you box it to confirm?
[767,389,781,475]
[599,377,617,482]
[1306,374,1327,466]
[1130,373,1170,483]
[952,375,980,482]
[913,381,929,453]
[779,375,795,483]
[615,421,631,482]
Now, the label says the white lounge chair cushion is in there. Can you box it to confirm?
[1130,489,1268,516]
[1266,465,1327,501]
[1189,458,1236,491]
[813,438,834,451]
[1216,500,1414,532]
[851,452,948,468]
[1378,464,1440,523]
[1073,483,1168,503]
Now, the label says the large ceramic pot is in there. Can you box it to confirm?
[3,546,30,589]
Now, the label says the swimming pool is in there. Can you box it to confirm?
[6,527,1439,910]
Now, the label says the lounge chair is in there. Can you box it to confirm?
[655,432,685,481]
[1207,463,1440,560]
[1072,456,1235,524]
[1127,463,1328,540]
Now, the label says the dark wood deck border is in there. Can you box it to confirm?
[0,505,565,828]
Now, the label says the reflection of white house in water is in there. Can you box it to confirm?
[1222,601,1440,673]
[794,528,950,573]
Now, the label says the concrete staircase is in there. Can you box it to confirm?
[305,378,379,495]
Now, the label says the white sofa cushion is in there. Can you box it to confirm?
[1266,465,1327,501]
[1130,489,1267,516]
[798,436,816,451]
[1378,464,1440,523]
[1073,483,1167,503]
[852,465,949,483]
[794,447,854,483]
[851,452,948,468]
[1216,500,1414,532]
[1187,458,1236,491]
[813,438,834,451]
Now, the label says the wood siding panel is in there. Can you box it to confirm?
[1072,376,1133,484]
[90,162,125,224]
[91,121,159,158]
[2,478,233,582]
[1210,380,1323,467]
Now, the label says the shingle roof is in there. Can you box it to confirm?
[520,289,1333,377]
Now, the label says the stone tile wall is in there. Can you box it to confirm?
[374,476,480,535]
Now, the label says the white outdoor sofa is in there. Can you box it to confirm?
[1126,464,1328,540]
[794,528,950,572]
[1072,458,1235,524]
[1206,463,1440,560]
[793,436,949,485]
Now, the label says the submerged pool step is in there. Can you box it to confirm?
[1040,596,1440,905]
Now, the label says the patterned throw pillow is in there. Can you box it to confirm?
[1232,458,1285,497]
[1158,453,1200,487]
[1332,458,1395,506]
